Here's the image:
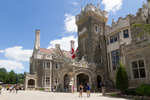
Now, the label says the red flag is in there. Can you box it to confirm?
[71,48,75,59]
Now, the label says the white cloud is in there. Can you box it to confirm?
[71,2,78,5]
[47,35,78,51]
[0,46,33,61]
[102,0,123,13]
[0,60,24,71]
[0,50,4,53]
[64,13,77,33]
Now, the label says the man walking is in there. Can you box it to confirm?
[86,83,90,97]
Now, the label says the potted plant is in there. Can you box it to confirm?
[93,84,95,92]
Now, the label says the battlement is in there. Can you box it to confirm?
[75,3,108,25]
[105,15,131,37]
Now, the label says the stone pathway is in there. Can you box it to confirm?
[0,90,133,100]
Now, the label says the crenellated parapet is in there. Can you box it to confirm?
[75,3,108,25]
[105,15,131,37]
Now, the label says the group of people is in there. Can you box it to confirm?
[78,83,90,98]
[0,85,19,94]
[9,85,19,93]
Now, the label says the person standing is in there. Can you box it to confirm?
[72,86,74,93]
[10,85,12,93]
[78,84,83,97]
[65,86,67,92]
[51,86,53,91]
[86,83,91,97]
[16,85,18,94]
[0,85,2,95]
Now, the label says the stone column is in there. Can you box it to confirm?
[70,40,75,51]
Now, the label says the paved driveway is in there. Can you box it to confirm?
[0,90,133,100]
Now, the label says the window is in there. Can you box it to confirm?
[110,32,120,44]
[111,50,119,70]
[83,43,86,51]
[98,43,101,50]
[87,56,88,60]
[132,60,146,79]
[43,61,50,69]
[123,29,129,38]
[95,26,98,32]
[43,77,50,86]
[55,63,58,69]
[99,27,102,33]
[99,56,102,63]
[55,78,57,85]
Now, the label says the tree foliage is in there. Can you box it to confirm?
[116,61,129,93]
[0,68,27,84]
[132,23,150,36]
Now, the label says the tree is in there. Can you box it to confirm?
[15,75,19,84]
[116,61,129,94]
[132,23,150,36]
[8,70,16,84]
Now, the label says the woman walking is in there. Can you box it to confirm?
[78,84,83,97]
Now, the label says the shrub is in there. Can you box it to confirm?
[136,84,150,96]
[0,86,2,90]
[124,89,136,95]
[110,94,117,97]
[116,61,129,94]
[39,88,44,90]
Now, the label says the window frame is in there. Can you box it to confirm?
[55,63,58,69]
[42,76,50,86]
[130,58,147,80]
[111,49,120,70]
[123,29,129,38]
[95,25,98,32]
[43,61,51,69]
[109,31,120,44]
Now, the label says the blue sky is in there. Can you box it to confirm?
[0,0,147,73]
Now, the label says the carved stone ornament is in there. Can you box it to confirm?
[69,72,74,76]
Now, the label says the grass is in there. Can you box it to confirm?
[110,94,117,97]
[39,88,44,91]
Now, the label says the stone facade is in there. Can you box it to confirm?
[24,0,150,92]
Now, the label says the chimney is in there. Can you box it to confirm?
[70,40,75,51]
[34,30,41,50]
[97,3,100,9]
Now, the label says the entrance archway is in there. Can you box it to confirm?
[28,79,35,88]
[97,75,101,88]
[77,73,89,92]
[64,74,69,88]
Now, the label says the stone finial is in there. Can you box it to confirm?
[81,6,84,11]
[55,44,60,49]
[97,3,100,9]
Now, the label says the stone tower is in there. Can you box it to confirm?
[34,30,41,50]
[75,4,108,63]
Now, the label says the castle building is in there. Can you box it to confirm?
[24,0,150,91]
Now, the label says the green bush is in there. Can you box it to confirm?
[116,61,129,93]
[39,88,44,90]
[124,89,136,95]
[136,84,150,96]
[0,86,2,90]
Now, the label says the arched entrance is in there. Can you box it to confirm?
[64,74,69,88]
[77,73,89,92]
[97,75,101,88]
[28,79,35,89]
